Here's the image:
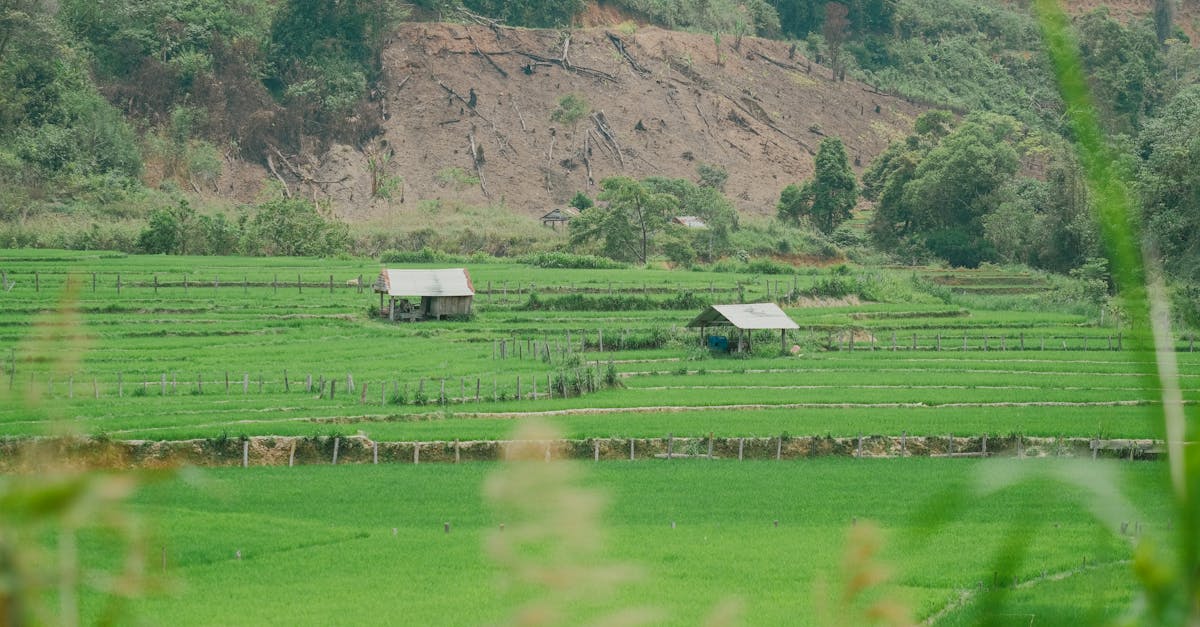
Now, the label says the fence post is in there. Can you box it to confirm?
[630,438,634,460]
[738,438,744,461]
[374,441,379,464]
[776,435,782,460]
[284,369,289,392]
[118,372,123,397]
[332,437,340,464]
[667,433,673,460]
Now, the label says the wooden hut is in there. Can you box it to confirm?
[686,303,798,353]
[540,207,580,229]
[373,268,474,321]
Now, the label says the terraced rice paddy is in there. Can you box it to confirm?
[1,249,1192,624]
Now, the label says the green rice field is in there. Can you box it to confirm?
[1,249,1193,624]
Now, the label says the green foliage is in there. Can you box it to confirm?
[549,94,590,128]
[517,252,626,269]
[868,113,1024,267]
[522,292,708,312]
[776,138,856,235]
[568,192,593,211]
[611,0,781,37]
[696,163,728,191]
[240,198,350,257]
[463,0,585,27]
[269,0,405,131]
[380,247,473,264]
[1137,85,1200,281]
[436,167,479,190]
[569,177,679,265]
[1075,7,1164,132]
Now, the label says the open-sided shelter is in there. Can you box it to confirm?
[686,303,798,353]
[373,268,474,321]
[540,207,580,229]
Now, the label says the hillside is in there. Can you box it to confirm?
[223,23,927,221]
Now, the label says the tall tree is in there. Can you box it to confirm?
[823,2,850,81]
[779,137,857,234]
[1138,85,1200,281]
[569,177,678,264]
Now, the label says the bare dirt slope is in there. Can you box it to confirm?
[237,23,928,223]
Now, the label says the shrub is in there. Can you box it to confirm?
[517,251,626,269]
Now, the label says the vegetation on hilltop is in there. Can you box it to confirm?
[0,0,1198,294]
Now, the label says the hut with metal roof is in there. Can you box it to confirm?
[540,207,580,229]
[373,268,474,321]
[686,303,799,353]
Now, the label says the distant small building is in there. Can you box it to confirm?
[541,207,580,229]
[673,216,708,229]
[686,303,798,353]
[373,268,474,321]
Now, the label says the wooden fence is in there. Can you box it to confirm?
[0,434,1167,472]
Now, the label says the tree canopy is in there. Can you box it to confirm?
[777,137,857,235]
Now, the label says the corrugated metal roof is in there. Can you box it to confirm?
[686,303,798,330]
[541,207,580,221]
[375,268,475,297]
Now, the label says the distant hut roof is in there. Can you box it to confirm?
[673,216,708,229]
[541,207,580,223]
[686,303,798,330]
[373,268,475,297]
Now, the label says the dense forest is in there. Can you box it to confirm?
[1,0,1198,302]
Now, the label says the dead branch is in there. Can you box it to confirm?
[512,100,528,132]
[587,128,613,162]
[722,95,814,155]
[467,32,508,78]
[273,148,349,185]
[456,7,507,33]
[397,74,411,90]
[515,51,617,83]
[547,135,556,167]
[437,79,494,124]
[582,133,593,187]
[695,102,711,129]
[725,109,760,135]
[560,33,572,70]
[469,132,489,198]
[606,32,650,75]
[724,139,752,158]
[590,111,625,168]
[438,119,463,125]
[750,50,805,72]
[265,153,291,198]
